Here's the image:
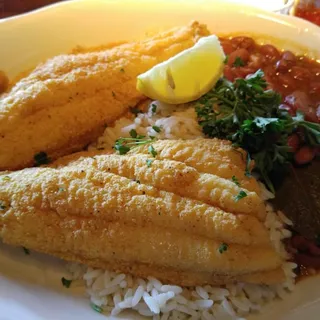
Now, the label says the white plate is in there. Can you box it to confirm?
[0,0,320,319]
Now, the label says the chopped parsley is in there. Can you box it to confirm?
[34,151,50,166]
[130,107,142,116]
[120,68,125,73]
[114,135,156,155]
[0,201,6,210]
[233,56,245,67]
[151,104,157,114]
[234,190,248,202]
[223,55,229,64]
[146,159,154,167]
[218,243,228,254]
[152,125,161,133]
[58,187,66,192]
[61,277,72,288]
[195,69,320,192]
[231,176,241,187]
[2,176,11,181]
[91,303,103,313]
[148,145,157,157]
[129,129,138,138]
[22,247,30,255]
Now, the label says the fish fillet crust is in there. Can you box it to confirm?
[0,139,286,286]
[0,22,209,171]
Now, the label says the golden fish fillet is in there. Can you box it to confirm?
[0,140,285,286]
[129,138,261,193]
[0,22,209,171]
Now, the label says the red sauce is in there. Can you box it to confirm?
[219,36,320,123]
[295,2,320,26]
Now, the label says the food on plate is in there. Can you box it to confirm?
[0,140,284,286]
[0,70,8,94]
[136,35,225,104]
[0,21,209,171]
[0,20,319,319]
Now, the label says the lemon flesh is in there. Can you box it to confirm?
[136,35,225,104]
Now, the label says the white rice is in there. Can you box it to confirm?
[70,100,296,319]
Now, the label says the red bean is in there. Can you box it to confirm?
[275,59,290,73]
[236,67,256,78]
[278,74,297,90]
[223,65,235,82]
[310,82,320,95]
[230,36,255,50]
[287,134,300,152]
[291,66,311,81]
[248,53,265,69]
[259,44,280,61]
[227,48,250,67]
[220,40,234,55]
[294,146,316,165]
[281,50,296,63]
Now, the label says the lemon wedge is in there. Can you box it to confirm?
[136,35,225,104]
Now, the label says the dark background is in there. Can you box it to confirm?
[0,0,65,18]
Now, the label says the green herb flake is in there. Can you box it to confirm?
[218,243,228,254]
[231,176,241,187]
[114,144,130,155]
[114,135,156,155]
[129,129,138,138]
[130,107,142,116]
[22,247,30,255]
[120,68,125,73]
[234,190,248,202]
[61,277,72,288]
[152,125,161,133]
[233,56,245,67]
[146,159,154,167]
[34,151,50,166]
[148,145,157,157]
[58,187,66,192]
[0,201,6,210]
[151,104,157,114]
[224,55,229,64]
[2,176,11,181]
[91,303,103,313]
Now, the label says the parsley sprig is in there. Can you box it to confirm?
[195,70,320,192]
[114,129,156,155]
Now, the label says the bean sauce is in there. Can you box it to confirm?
[219,36,320,123]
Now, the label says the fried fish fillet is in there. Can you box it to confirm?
[0,22,209,171]
[129,138,261,193]
[0,140,285,286]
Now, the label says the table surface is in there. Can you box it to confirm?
[0,0,65,19]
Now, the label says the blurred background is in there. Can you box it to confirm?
[0,0,319,26]
[0,0,65,18]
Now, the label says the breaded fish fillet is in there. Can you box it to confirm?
[0,22,209,171]
[0,140,285,286]
[129,138,261,193]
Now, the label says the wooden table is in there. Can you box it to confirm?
[0,0,65,19]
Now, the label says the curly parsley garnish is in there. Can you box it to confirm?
[231,176,241,187]
[233,56,245,67]
[114,134,156,155]
[22,247,30,255]
[61,277,72,288]
[91,303,103,313]
[151,104,157,114]
[234,190,247,202]
[146,159,154,167]
[195,69,320,192]
[34,151,50,166]
[152,125,161,133]
[0,201,6,210]
[148,145,157,157]
[218,243,228,254]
